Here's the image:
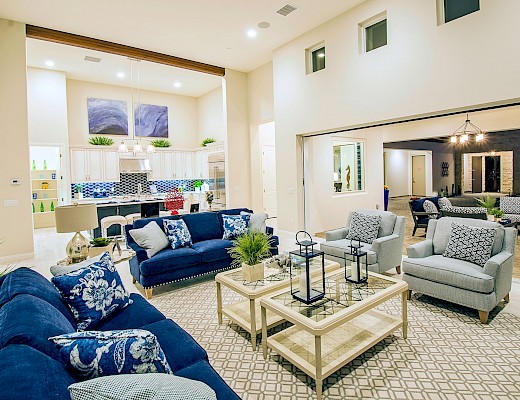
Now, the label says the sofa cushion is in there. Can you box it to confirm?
[140,319,208,373]
[139,248,201,276]
[320,239,377,265]
[163,219,193,249]
[240,211,267,233]
[175,360,241,400]
[432,218,504,256]
[96,293,165,331]
[0,294,76,360]
[222,214,250,240]
[441,205,487,215]
[500,196,520,214]
[443,222,497,267]
[129,221,170,258]
[134,215,180,230]
[402,255,495,293]
[191,239,233,263]
[346,212,381,244]
[0,267,76,326]
[347,209,396,238]
[182,212,222,243]
[0,345,77,400]
[68,373,217,400]
[50,329,173,380]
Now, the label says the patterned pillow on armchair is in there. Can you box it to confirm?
[437,197,452,210]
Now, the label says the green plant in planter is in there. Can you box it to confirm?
[150,139,171,148]
[201,137,216,147]
[228,231,273,268]
[90,237,112,247]
[490,208,504,218]
[193,180,203,189]
[75,184,83,193]
[89,136,114,146]
[476,195,497,211]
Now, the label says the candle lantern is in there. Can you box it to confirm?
[345,237,368,284]
[289,231,325,304]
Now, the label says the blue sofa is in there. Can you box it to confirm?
[125,208,279,298]
[0,267,240,400]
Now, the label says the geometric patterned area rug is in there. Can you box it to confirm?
[151,278,520,399]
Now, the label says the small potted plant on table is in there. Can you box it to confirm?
[228,231,273,282]
[88,237,113,258]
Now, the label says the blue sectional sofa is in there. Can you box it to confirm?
[0,267,240,400]
[125,208,279,298]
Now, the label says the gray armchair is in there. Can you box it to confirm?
[320,209,405,274]
[402,217,515,324]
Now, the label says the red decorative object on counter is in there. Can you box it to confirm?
[165,188,185,215]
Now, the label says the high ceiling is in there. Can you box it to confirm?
[0,0,365,73]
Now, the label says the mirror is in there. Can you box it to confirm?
[333,140,365,193]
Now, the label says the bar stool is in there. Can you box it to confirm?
[100,215,127,238]
[125,213,142,225]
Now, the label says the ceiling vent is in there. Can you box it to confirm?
[276,4,297,16]
[84,56,101,63]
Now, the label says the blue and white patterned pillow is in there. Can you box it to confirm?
[49,329,172,380]
[51,252,132,331]
[222,214,250,240]
[163,219,192,249]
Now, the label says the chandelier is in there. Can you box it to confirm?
[118,59,154,154]
[450,113,485,144]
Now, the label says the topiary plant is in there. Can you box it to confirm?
[90,237,112,247]
[89,136,114,146]
[201,137,216,147]
[150,139,171,147]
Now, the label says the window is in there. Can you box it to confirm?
[365,19,387,52]
[333,140,365,194]
[306,42,325,74]
[444,0,479,23]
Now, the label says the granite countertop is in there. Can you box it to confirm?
[71,192,204,207]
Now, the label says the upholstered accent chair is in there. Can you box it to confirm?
[500,196,520,223]
[409,198,440,236]
[438,197,487,219]
[402,217,515,324]
[320,209,405,274]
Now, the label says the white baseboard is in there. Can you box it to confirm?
[0,252,35,264]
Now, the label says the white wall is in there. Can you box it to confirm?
[197,86,225,144]
[66,79,199,149]
[272,0,520,231]
[0,19,34,260]
[247,62,274,125]
[223,69,251,208]
[250,121,275,213]
[384,149,433,198]
[304,129,384,235]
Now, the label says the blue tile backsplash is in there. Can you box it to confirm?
[71,173,206,198]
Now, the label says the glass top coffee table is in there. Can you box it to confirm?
[215,258,340,350]
[260,269,408,400]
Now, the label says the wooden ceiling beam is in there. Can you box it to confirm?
[26,25,225,76]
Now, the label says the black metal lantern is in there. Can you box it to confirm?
[345,237,368,284]
[289,231,325,304]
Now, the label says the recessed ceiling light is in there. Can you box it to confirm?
[174,82,182,88]
[258,22,270,29]
[247,29,257,38]
[116,72,125,78]
[45,60,55,67]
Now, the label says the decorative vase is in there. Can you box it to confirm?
[40,202,44,212]
[487,214,495,221]
[32,160,36,170]
[43,160,47,170]
[74,193,84,200]
[242,262,264,282]
[384,189,389,211]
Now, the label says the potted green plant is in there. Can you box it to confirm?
[490,208,505,222]
[88,136,114,146]
[150,139,171,148]
[476,195,497,220]
[74,184,83,200]
[88,237,113,258]
[228,231,273,282]
[201,137,216,147]
[193,180,203,192]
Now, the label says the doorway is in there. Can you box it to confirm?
[262,145,277,218]
[472,156,482,193]
[412,155,426,196]
[485,156,501,192]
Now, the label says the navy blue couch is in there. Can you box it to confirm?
[0,267,240,400]
[125,208,279,298]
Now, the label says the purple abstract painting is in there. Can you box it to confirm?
[134,104,169,138]
[87,98,128,135]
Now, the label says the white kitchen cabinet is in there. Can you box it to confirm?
[87,150,103,182]
[103,150,120,181]
[71,148,88,182]
[194,150,209,179]
[173,151,185,179]
[184,152,194,179]
[70,148,119,182]
[162,151,175,180]
[148,152,163,181]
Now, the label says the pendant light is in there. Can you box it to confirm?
[449,113,485,144]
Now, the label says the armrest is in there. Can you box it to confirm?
[413,211,439,216]
[483,252,514,278]
[126,241,149,263]
[406,240,433,258]
[325,228,348,241]
[371,234,398,248]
